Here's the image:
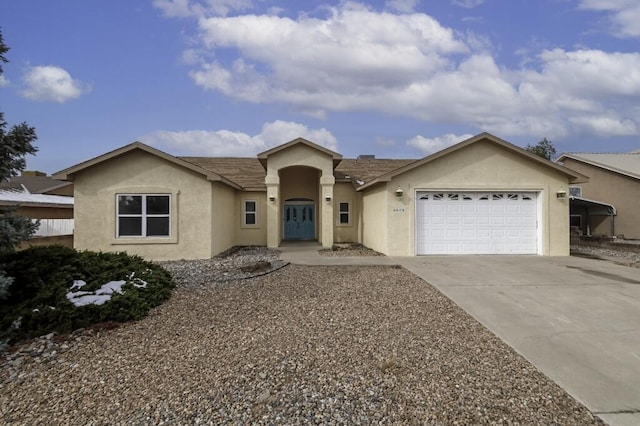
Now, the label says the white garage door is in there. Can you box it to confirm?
[416,192,538,255]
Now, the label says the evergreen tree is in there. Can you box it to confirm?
[0,29,39,298]
[525,137,557,161]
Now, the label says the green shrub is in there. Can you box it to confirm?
[0,245,175,345]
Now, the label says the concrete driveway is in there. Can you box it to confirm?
[397,255,640,426]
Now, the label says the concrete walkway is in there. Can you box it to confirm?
[278,243,640,426]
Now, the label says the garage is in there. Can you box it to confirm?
[416,191,538,255]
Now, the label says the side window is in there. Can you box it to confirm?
[569,186,582,197]
[339,202,350,225]
[117,194,170,237]
[244,200,257,226]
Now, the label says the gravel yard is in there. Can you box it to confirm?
[0,252,603,424]
[571,244,640,268]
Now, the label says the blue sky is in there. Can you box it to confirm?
[1,0,639,174]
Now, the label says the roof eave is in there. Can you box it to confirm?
[558,153,640,182]
[0,201,74,208]
[257,137,343,163]
[357,133,587,190]
[52,142,242,190]
[569,196,616,215]
[35,181,74,194]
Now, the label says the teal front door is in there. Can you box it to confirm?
[284,204,315,240]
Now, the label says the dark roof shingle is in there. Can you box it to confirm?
[0,175,71,194]
[180,156,415,190]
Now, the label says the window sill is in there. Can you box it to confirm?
[111,236,177,245]
[241,225,261,229]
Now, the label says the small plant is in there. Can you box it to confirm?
[0,245,175,346]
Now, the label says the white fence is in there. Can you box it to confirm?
[33,219,74,237]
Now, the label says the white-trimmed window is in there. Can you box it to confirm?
[243,200,257,226]
[338,202,350,225]
[117,194,171,237]
[569,186,582,197]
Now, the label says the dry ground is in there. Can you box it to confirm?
[0,265,602,424]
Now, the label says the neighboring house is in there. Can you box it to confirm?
[0,170,74,196]
[52,133,585,261]
[0,171,75,247]
[556,150,640,239]
[0,189,74,248]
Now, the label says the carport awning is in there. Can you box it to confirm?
[569,196,616,216]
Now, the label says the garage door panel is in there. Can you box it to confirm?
[416,191,538,255]
[447,217,462,225]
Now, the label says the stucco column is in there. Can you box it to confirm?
[320,174,335,249]
[265,175,280,248]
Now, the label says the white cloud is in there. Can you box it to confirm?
[406,133,473,155]
[21,65,89,103]
[139,120,338,156]
[153,0,253,18]
[579,0,640,38]
[157,1,640,141]
[386,0,419,13]
[452,0,485,8]
[0,75,8,87]
[190,4,468,110]
[529,49,640,98]
[570,115,637,136]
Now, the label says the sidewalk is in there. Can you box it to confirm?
[278,242,397,266]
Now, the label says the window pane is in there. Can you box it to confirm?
[245,213,256,225]
[340,213,349,224]
[339,202,349,213]
[119,196,142,214]
[119,217,142,236]
[147,196,170,214]
[245,201,256,212]
[147,217,170,236]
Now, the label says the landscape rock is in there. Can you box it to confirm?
[0,246,613,424]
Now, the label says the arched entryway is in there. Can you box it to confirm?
[261,137,337,249]
[279,166,321,241]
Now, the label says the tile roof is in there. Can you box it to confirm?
[335,159,416,186]
[559,151,640,180]
[179,157,268,190]
[180,157,416,190]
[0,175,71,194]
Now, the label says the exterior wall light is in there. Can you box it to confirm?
[556,188,567,199]
[325,196,332,202]
[269,195,276,202]
[395,187,404,198]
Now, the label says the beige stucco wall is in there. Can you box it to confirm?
[562,158,639,239]
[235,192,268,246]
[211,182,237,256]
[333,182,361,243]
[73,150,215,261]
[280,167,320,202]
[363,142,571,256]
[361,184,388,253]
[264,144,335,248]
